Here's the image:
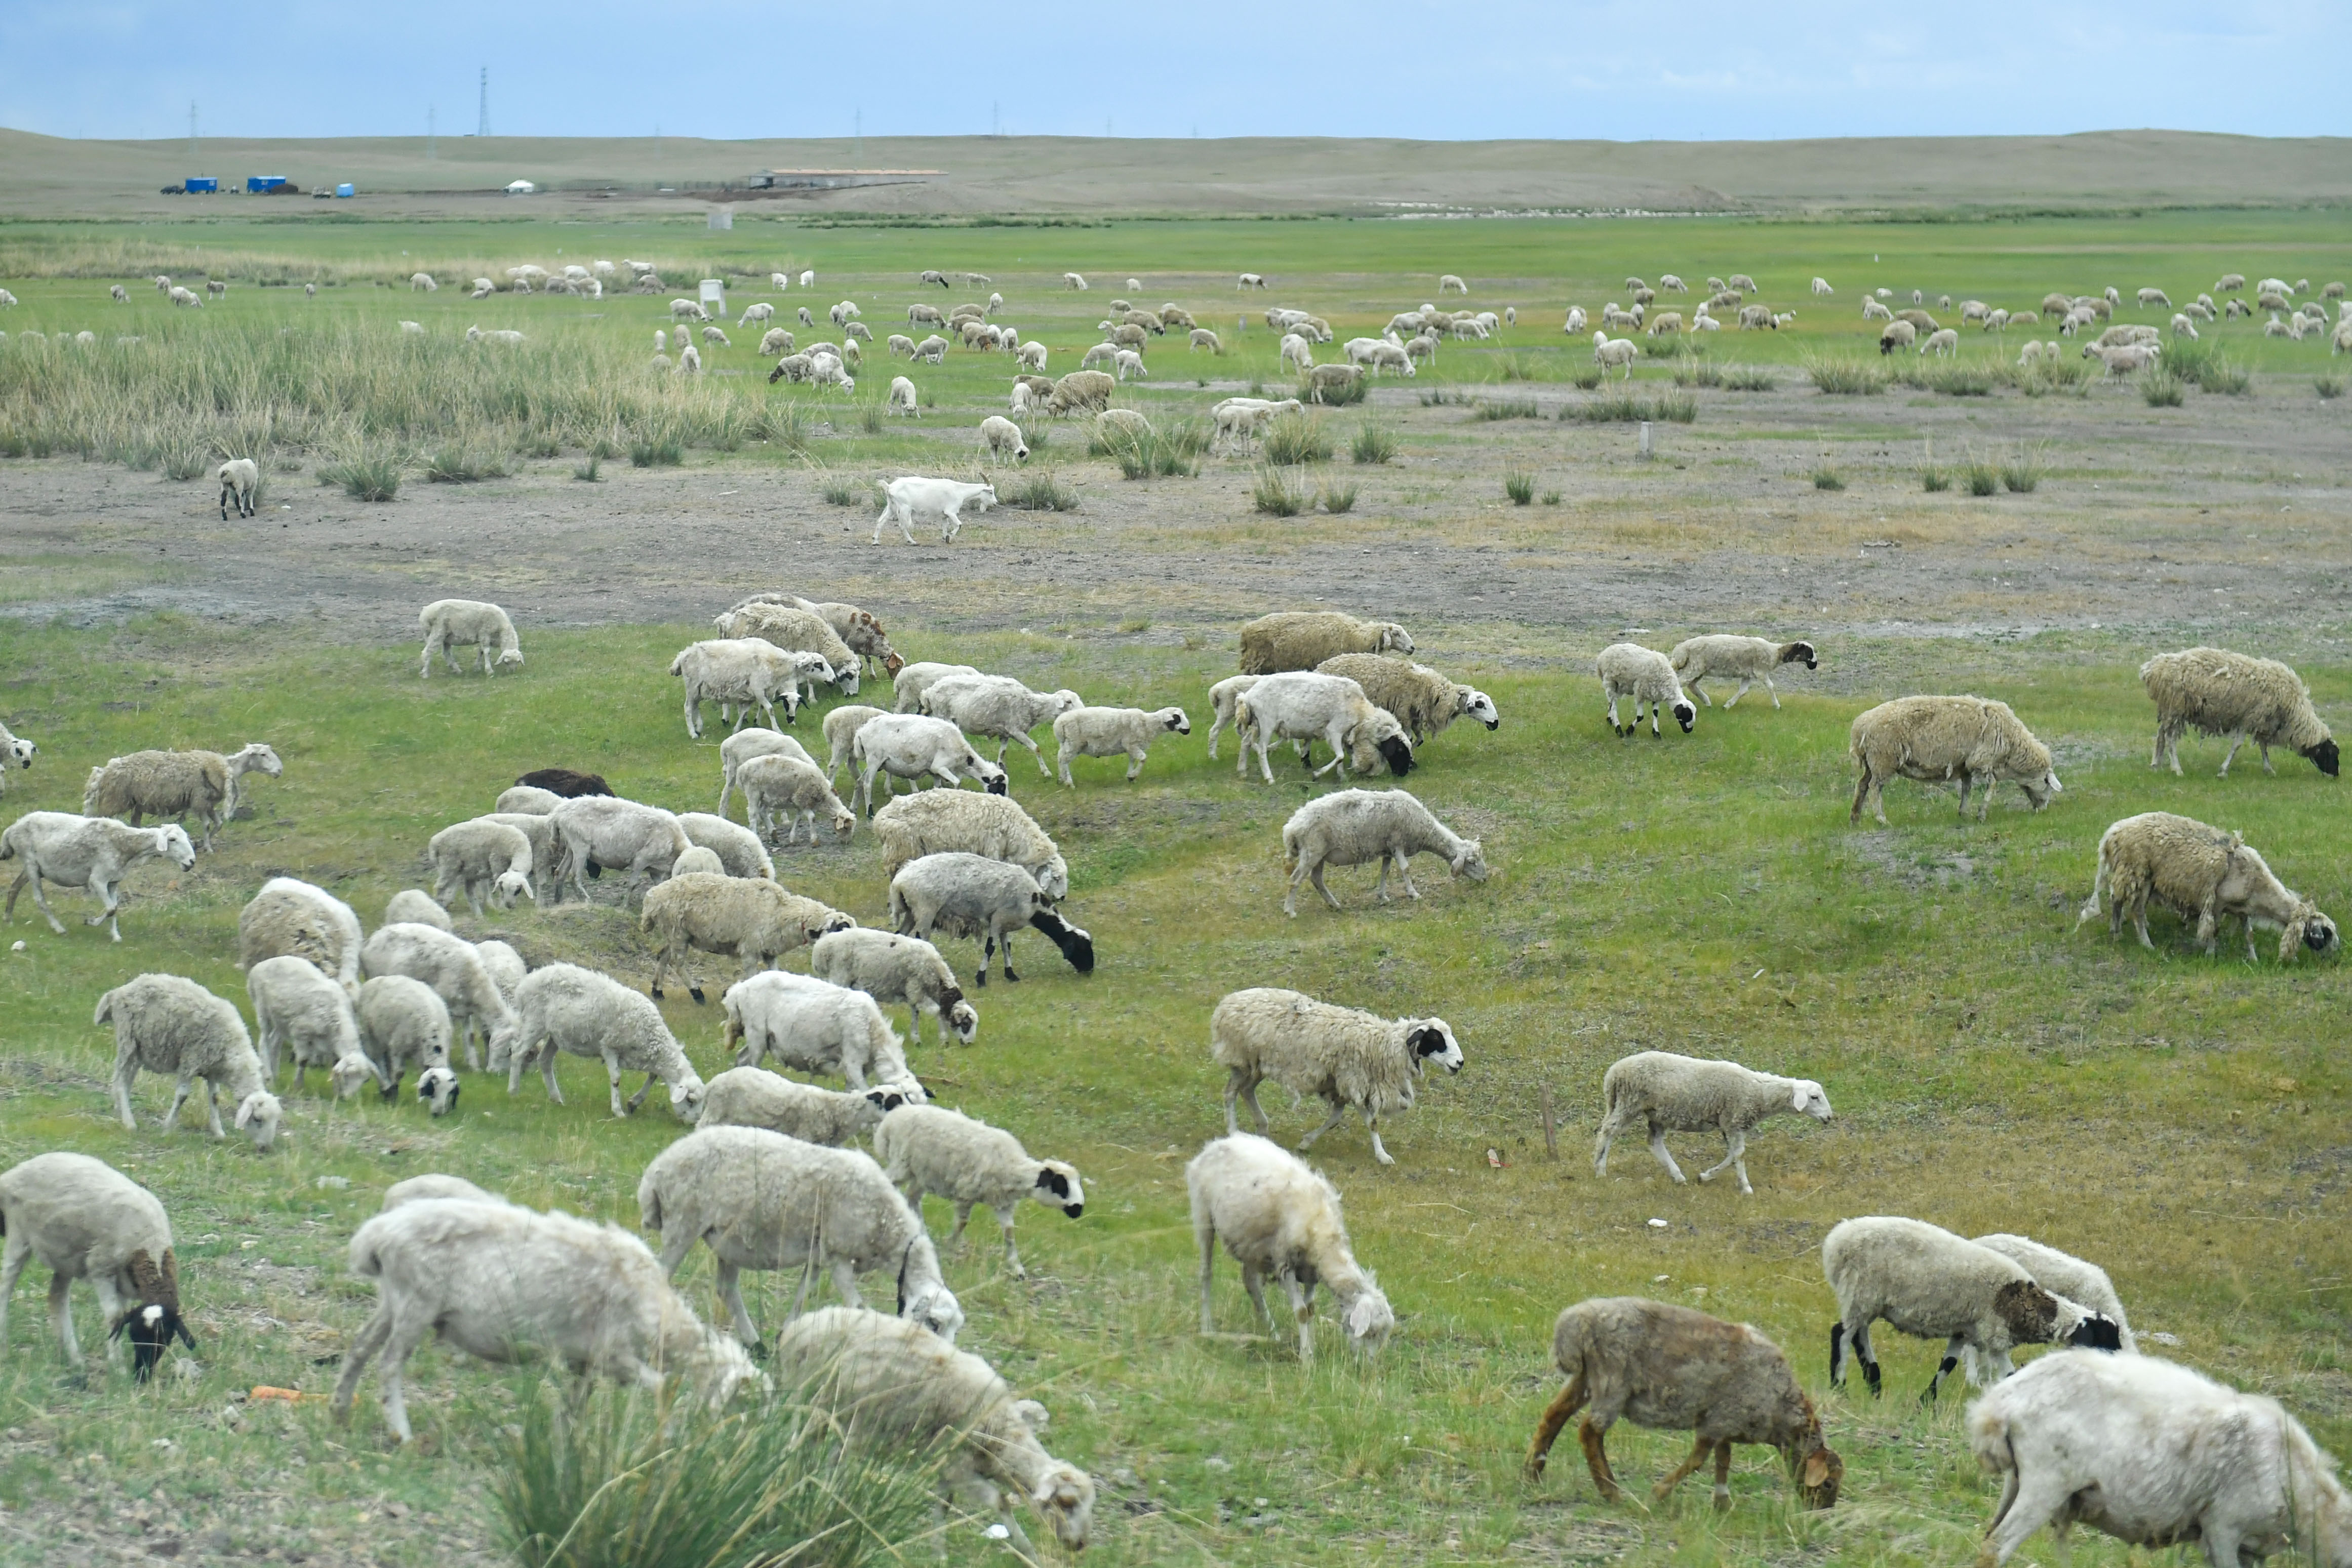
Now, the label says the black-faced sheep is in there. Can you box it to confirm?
[2140,646,2339,778]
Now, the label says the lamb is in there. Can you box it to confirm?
[1063,272,1087,290]
[2,814,194,942]
[360,922,515,1072]
[698,1066,910,1144]
[1822,1216,2122,1402]
[887,852,1094,986]
[2139,646,2339,778]
[737,752,856,846]
[81,742,282,851]
[1667,635,1819,710]
[96,973,282,1151]
[1596,643,1695,738]
[819,704,888,788]
[721,970,922,1098]
[810,927,978,1049]
[669,638,804,738]
[0,1153,195,1381]
[852,713,1008,816]
[1211,987,1461,1165]
[920,674,1084,777]
[675,809,776,880]
[333,1198,761,1442]
[1240,610,1415,675]
[1920,328,1959,356]
[1112,347,1148,381]
[384,889,453,930]
[0,720,31,795]
[771,1308,1092,1555]
[1051,704,1189,785]
[1279,787,1487,918]
[1592,1051,1832,1195]
[977,414,1028,463]
[871,476,998,545]
[1966,1351,2352,1568]
[1279,332,1313,372]
[1862,298,1894,322]
[1848,695,2061,825]
[237,876,365,996]
[1524,1297,1842,1511]
[872,789,1068,898]
[246,954,372,1098]
[2075,811,2337,963]
[640,872,854,1002]
[354,975,457,1112]
[417,599,523,677]
[873,1104,1083,1278]
[1970,1234,2135,1353]
[1563,306,1588,333]
[1235,671,1416,783]
[499,962,705,1120]
[2171,312,2199,338]
[216,457,258,519]
[1314,655,1498,746]
[548,795,691,901]
[1204,674,1262,760]
[1188,1133,1391,1360]
[426,819,535,917]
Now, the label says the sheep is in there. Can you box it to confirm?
[333,1198,761,1442]
[1593,331,1639,378]
[737,301,774,328]
[829,299,861,326]
[548,795,691,902]
[1279,786,1487,918]
[1080,341,1118,371]
[2075,811,2337,963]
[1239,610,1414,675]
[2171,312,2199,338]
[216,457,259,519]
[96,973,282,1151]
[247,954,372,1098]
[1667,635,1818,710]
[1314,655,1497,747]
[810,357,852,392]
[426,819,535,918]
[355,975,457,1112]
[1595,643,1695,739]
[873,1104,1082,1279]
[1527,1298,1842,1515]
[384,889,452,930]
[1063,272,1087,290]
[640,873,854,1003]
[1919,327,1959,356]
[1862,298,1894,323]
[810,927,977,1049]
[675,810,776,880]
[236,875,364,996]
[870,476,998,545]
[1305,363,1363,404]
[1277,331,1313,373]
[669,638,804,738]
[920,673,1083,777]
[0,720,31,796]
[977,413,1028,464]
[1235,671,1415,784]
[1050,704,1190,785]
[1045,369,1116,415]
[1203,674,1262,761]
[1966,1351,2352,1568]
[417,599,523,677]
[1822,1217,2122,1402]
[738,752,856,847]
[708,602,857,696]
[469,278,494,299]
[1113,347,1149,382]
[2139,646,2339,778]
[1188,1132,1391,1360]
[360,922,514,1072]
[4,805,188,947]
[1969,1234,2135,1353]
[1189,327,1221,353]
[1848,695,2061,825]
[500,962,705,1120]
[872,789,1068,898]
[699,1066,909,1144]
[1592,1051,1832,1195]
[721,971,922,1096]
[0,1153,195,1381]
[80,742,282,851]
[1879,319,1919,353]
[1563,305,1588,333]
[888,852,1093,986]
[670,846,724,878]
[206,279,225,299]
[852,713,1007,816]
[720,730,822,823]
[814,705,888,790]
[1210,986,1461,1166]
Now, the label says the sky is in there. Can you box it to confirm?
[1,1,2342,144]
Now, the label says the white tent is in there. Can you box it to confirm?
[505,179,535,195]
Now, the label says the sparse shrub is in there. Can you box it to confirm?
[1504,468,1535,505]
[629,432,684,468]
[425,441,511,483]
[818,472,864,506]
[1262,413,1333,465]
[2200,358,2252,395]
[1568,366,1606,390]
[1418,386,1470,407]
[1963,460,2000,496]
[857,398,885,434]
[2001,451,2045,493]
[1318,478,1358,513]
[516,430,562,459]
[2318,376,2344,400]
[573,453,603,482]
[1494,352,1537,381]
[1654,392,1698,424]
[1252,465,1306,516]
[1922,464,1951,492]
[1805,355,1887,395]
[1928,365,1994,396]
[1007,468,1079,511]
[2142,372,2186,407]
[320,446,402,501]
[1350,422,1395,465]
[1472,396,1541,421]
[1670,356,1724,388]
[1810,464,1845,492]
[1721,366,1778,392]
[1541,489,1562,505]
[1015,418,1049,455]
[159,436,211,481]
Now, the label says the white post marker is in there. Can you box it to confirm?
[1639,421,1653,459]
[700,278,726,316]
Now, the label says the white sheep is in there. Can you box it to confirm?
[852,714,1008,816]
[499,961,705,1120]
[670,846,724,877]
[1052,704,1189,785]
[97,973,282,1150]
[0,1152,194,1380]
[699,1066,910,1143]
[426,819,535,917]
[1204,674,1262,760]
[2,814,194,941]
[384,888,452,930]
[872,476,997,545]
[1212,987,1461,1166]
[216,457,258,519]
[355,975,457,1113]
[892,661,981,713]
[1279,787,1488,918]
[333,1198,761,1441]
[360,922,515,1071]
[887,852,1094,986]
[670,637,805,738]
[1812,276,1833,296]
[738,752,856,846]
[1666,635,1819,710]
[2140,646,2338,778]
[871,789,1068,898]
[675,808,776,880]
[1188,1133,1392,1360]
[0,720,32,796]
[1848,696,2061,825]
[417,599,523,677]
[1313,655,1498,746]
[720,969,920,1095]
[246,954,372,1098]
[1592,331,1639,379]
[920,673,1083,777]
[237,876,365,997]
[1970,1234,2136,1353]
[1592,1051,1832,1195]
[812,705,885,790]
[81,742,282,852]
[640,873,853,1003]
[978,414,1029,463]
[810,927,978,1049]
[2076,811,2337,963]
[1233,671,1417,783]
[640,1126,962,1343]
[548,795,690,901]
[874,1104,1082,1278]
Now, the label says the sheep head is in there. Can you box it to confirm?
[1790,1079,1833,1121]
[1030,907,1094,975]
[111,1297,197,1382]
[1992,1280,2060,1345]
[330,1052,376,1100]
[1342,1280,1395,1354]
[418,1065,461,1116]
[234,1089,283,1151]
[1779,640,1820,670]
[1032,1161,1084,1218]
[943,995,978,1043]
[2302,738,2340,777]
[1030,1461,1096,1551]
[1790,1439,1842,1510]
[2,732,34,769]
[493,870,534,908]
[1406,1020,1463,1075]
[154,825,197,870]
[1672,697,1697,733]
[1450,839,1490,883]
[2282,903,2338,962]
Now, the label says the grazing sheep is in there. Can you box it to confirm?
[1593,1051,1831,1195]
[874,1104,1082,1278]
[384,889,452,930]
[853,713,1008,816]
[1052,704,1190,785]
[1279,787,1486,918]
[1212,987,1461,1165]
[872,789,1068,898]
[887,852,1093,986]
[216,457,259,519]
[1189,327,1221,353]
[549,795,691,902]
[1597,643,1695,738]
[3,813,194,942]
[0,1153,194,1381]
[96,973,282,1151]
[417,599,523,677]
[669,638,806,738]
[920,674,1083,777]
[1966,1351,2351,1568]
[237,876,364,996]
[1235,672,1415,783]
[81,742,282,852]
[427,819,535,918]
[0,720,32,796]
[670,846,724,878]
[977,414,1028,463]
[720,971,921,1097]
[1848,696,2061,825]
[516,768,611,798]
[2140,646,2338,778]
[1880,319,1919,353]
[1823,1217,2122,1402]
[246,954,371,1098]
[500,962,705,1120]
[641,873,853,1003]
[738,752,856,847]
[361,922,514,1071]
[1188,1133,1391,1360]
[1314,655,1498,747]
[355,975,456,1112]
[1970,1235,2136,1354]
[1526,1298,1841,1512]
[333,1198,761,1442]
[1044,369,1116,416]
[810,927,977,1049]
[714,727,815,819]
[2075,811,2336,963]
[1667,635,1818,710]
[705,602,857,697]
[698,1066,908,1144]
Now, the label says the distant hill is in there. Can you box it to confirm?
[3,127,2345,219]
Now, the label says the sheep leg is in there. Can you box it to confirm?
[993,1205,1025,1279]
[91,1275,129,1372]
[330,1307,396,1428]
[2257,741,2276,776]
[21,872,67,935]
[1279,1269,1314,1360]
[1393,852,1422,901]
[1652,1435,1716,1502]
[1921,1334,1966,1404]
[1712,1439,1734,1508]
[540,1044,566,1106]
[998,930,1018,983]
[1013,732,1052,777]
[1593,1111,1622,1176]
[1646,1131,1688,1183]
[371,1314,436,1443]
[1577,1415,1626,1502]
[1222,1068,1255,1135]
[1688,676,1711,708]
[1980,1467,2074,1568]
[160,1076,195,1134]
[419,631,442,678]
[47,1272,80,1369]
[1237,1075,1272,1136]
[713,1262,758,1346]
[1125,745,1146,782]
[1371,856,1393,904]
[2219,734,2246,777]
[1726,677,1753,709]
[603,1052,629,1117]
[1523,1371,1588,1479]
[201,1079,226,1139]
[626,1072,658,1113]
[0,1235,30,1357]
[1196,1216,1220,1334]
[1238,1265,1275,1336]
[1362,1109,1394,1167]
[111,1063,140,1131]
[1696,1132,1751,1193]
[829,1259,864,1311]
[943,1202,974,1254]
[1309,862,1340,911]
[1283,854,1312,919]
[1297,1098,1350,1153]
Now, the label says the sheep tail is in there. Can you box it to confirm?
[1966,1398,2014,1476]
[2075,840,2110,928]
[93,988,115,1026]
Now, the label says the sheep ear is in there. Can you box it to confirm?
[1792,1083,1809,1111]
[1011,1398,1050,1430]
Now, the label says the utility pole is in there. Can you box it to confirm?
[427,104,436,159]
[476,67,489,138]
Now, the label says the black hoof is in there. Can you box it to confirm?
[1003,970,1019,983]
[650,986,664,1000]
[974,970,987,987]
[689,988,706,1004]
